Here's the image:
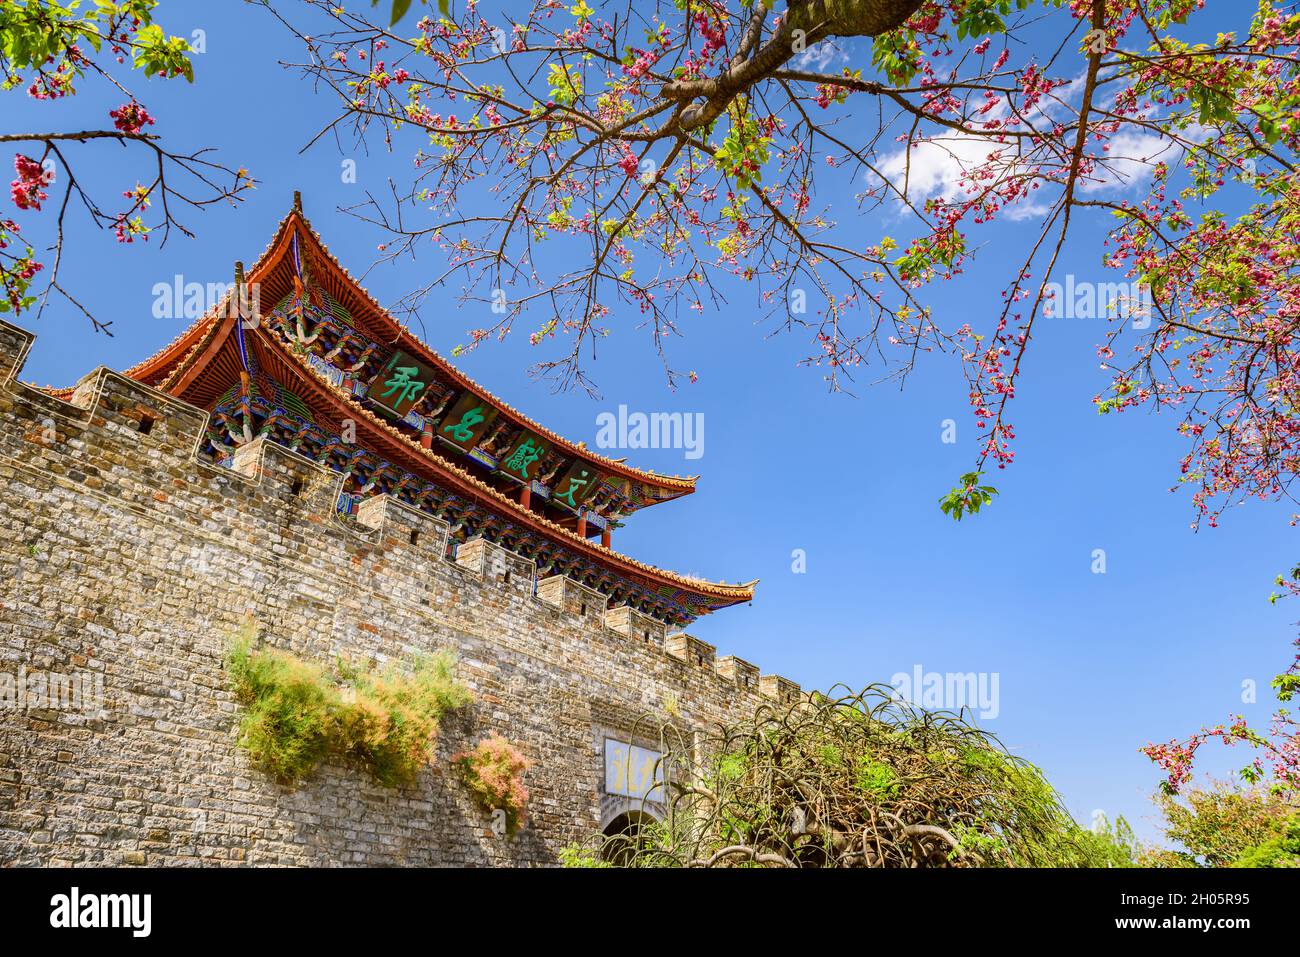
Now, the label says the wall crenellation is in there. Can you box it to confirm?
[1,328,796,696]
[666,633,717,672]
[0,320,803,699]
[0,317,799,865]
[717,654,761,692]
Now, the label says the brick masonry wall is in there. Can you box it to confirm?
[0,319,797,867]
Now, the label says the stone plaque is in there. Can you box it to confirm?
[603,738,663,801]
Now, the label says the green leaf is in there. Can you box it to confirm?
[939,470,999,522]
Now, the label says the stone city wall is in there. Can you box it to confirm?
[0,319,797,866]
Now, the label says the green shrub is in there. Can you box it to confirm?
[1233,815,1300,868]
[1152,783,1299,867]
[1058,814,1140,868]
[226,633,336,784]
[226,622,471,786]
[559,844,613,868]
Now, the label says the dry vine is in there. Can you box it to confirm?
[600,685,1094,868]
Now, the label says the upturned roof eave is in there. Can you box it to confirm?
[245,324,754,608]
[282,205,698,498]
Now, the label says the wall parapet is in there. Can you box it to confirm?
[666,633,717,671]
[455,535,536,592]
[604,605,667,649]
[760,674,802,704]
[0,315,801,724]
[536,574,607,624]
[717,655,760,691]
[357,489,452,567]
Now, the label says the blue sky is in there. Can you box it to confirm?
[2,1,1291,845]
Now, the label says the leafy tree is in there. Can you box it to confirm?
[1139,781,1300,867]
[1074,811,1141,868]
[1233,814,1300,867]
[1,0,252,330]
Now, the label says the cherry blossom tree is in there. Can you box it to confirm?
[1144,587,1300,796]
[265,0,1300,531]
[1,0,253,333]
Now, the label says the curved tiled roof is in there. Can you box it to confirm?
[287,208,698,493]
[72,196,754,613]
[123,210,296,386]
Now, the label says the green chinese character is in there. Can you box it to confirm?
[555,470,590,508]
[443,405,486,443]
[504,438,544,478]
[380,365,425,405]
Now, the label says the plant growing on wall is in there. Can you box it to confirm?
[453,734,531,835]
[225,622,472,787]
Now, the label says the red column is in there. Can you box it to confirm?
[421,421,433,449]
[601,526,611,548]
[520,483,531,509]
[577,510,587,538]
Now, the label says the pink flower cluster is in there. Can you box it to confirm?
[10,155,50,211]
[617,145,639,178]
[369,62,411,90]
[0,218,43,312]
[622,45,661,85]
[25,44,85,100]
[1144,639,1300,794]
[109,102,155,135]
[679,8,727,78]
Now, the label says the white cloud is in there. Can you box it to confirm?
[859,70,1198,216]
[1003,201,1052,222]
[873,133,1013,203]
[1078,130,1183,193]
[793,37,849,72]
[870,99,1185,213]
